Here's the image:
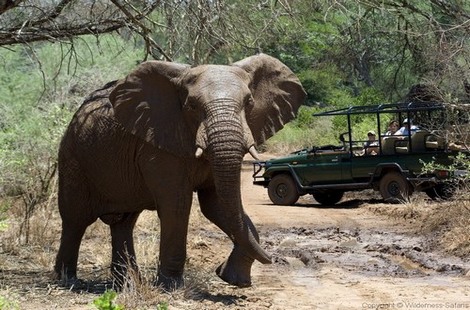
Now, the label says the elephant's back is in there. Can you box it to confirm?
[60,82,118,154]
[58,82,153,209]
[73,80,118,125]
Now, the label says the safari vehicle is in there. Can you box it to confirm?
[253,102,468,205]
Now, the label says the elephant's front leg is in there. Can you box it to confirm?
[197,188,260,288]
[155,189,193,290]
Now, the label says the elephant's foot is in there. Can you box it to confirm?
[216,246,254,288]
[156,270,184,291]
[54,265,80,286]
[55,273,88,290]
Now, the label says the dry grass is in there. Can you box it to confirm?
[367,191,470,258]
[420,197,470,257]
[106,203,235,309]
[0,193,232,309]
[4,180,467,308]
[0,198,60,270]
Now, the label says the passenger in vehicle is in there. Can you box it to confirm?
[395,118,419,136]
[364,130,379,155]
[384,120,399,136]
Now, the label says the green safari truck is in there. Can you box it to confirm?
[253,102,468,205]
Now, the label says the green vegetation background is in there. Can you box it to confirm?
[1,0,469,247]
[1,2,469,308]
[0,34,381,205]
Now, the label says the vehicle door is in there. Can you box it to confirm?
[292,151,354,185]
[349,154,383,182]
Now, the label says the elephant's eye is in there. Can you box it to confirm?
[183,99,197,112]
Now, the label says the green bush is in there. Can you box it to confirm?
[0,35,144,244]
[351,87,385,106]
[93,290,124,310]
[297,66,354,107]
[263,106,339,153]
[0,294,19,310]
[290,105,318,129]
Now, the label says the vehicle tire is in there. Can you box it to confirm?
[268,174,299,205]
[379,171,412,204]
[425,183,455,200]
[312,190,344,206]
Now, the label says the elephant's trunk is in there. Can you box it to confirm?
[204,103,271,266]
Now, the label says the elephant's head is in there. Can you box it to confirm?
[109,53,306,286]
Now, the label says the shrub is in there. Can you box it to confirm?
[0,104,70,244]
[0,35,144,245]
[263,106,338,154]
[0,294,19,310]
[297,66,354,107]
[93,290,124,310]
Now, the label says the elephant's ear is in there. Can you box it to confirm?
[109,61,193,156]
[233,53,306,145]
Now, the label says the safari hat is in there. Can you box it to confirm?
[367,130,376,136]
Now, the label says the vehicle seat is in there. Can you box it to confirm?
[426,134,445,150]
[394,141,409,153]
[409,130,430,152]
[381,136,400,154]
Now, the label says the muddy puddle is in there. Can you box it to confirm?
[263,226,469,278]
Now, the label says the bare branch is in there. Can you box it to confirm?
[110,0,171,61]
[29,0,74,27]
[0,1,160,48]
[1,21,123,45]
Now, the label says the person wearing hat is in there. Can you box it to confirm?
[364,130,379,155]
[395,118,419,136]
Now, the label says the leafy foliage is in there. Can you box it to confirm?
[0,294,19,310]
[0,0,469,270]
[92,289,169,310]
[0,35,143,244]
[93,290,124,310]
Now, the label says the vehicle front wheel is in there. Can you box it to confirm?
[312,190,344,205]
[268,174,299,205]
[379,171,413,204]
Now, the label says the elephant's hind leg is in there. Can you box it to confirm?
[108,211,141,288]
[54,161,97,286]
[54,218,90,285]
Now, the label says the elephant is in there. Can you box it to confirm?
[54,53,306,289]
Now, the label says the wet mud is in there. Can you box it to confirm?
[264,226,468,278]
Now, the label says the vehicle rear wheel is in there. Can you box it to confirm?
[268,174,299,205]
[379,171,412,204]
[425,183,455,200]
[312,190,344,205]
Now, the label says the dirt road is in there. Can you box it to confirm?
[236,160,470,309]
[1,158,469,309]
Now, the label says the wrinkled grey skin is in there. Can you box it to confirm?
[54,53,306,289]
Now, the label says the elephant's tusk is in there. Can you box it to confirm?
[248,145,260,160]
[195,147,204,158]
